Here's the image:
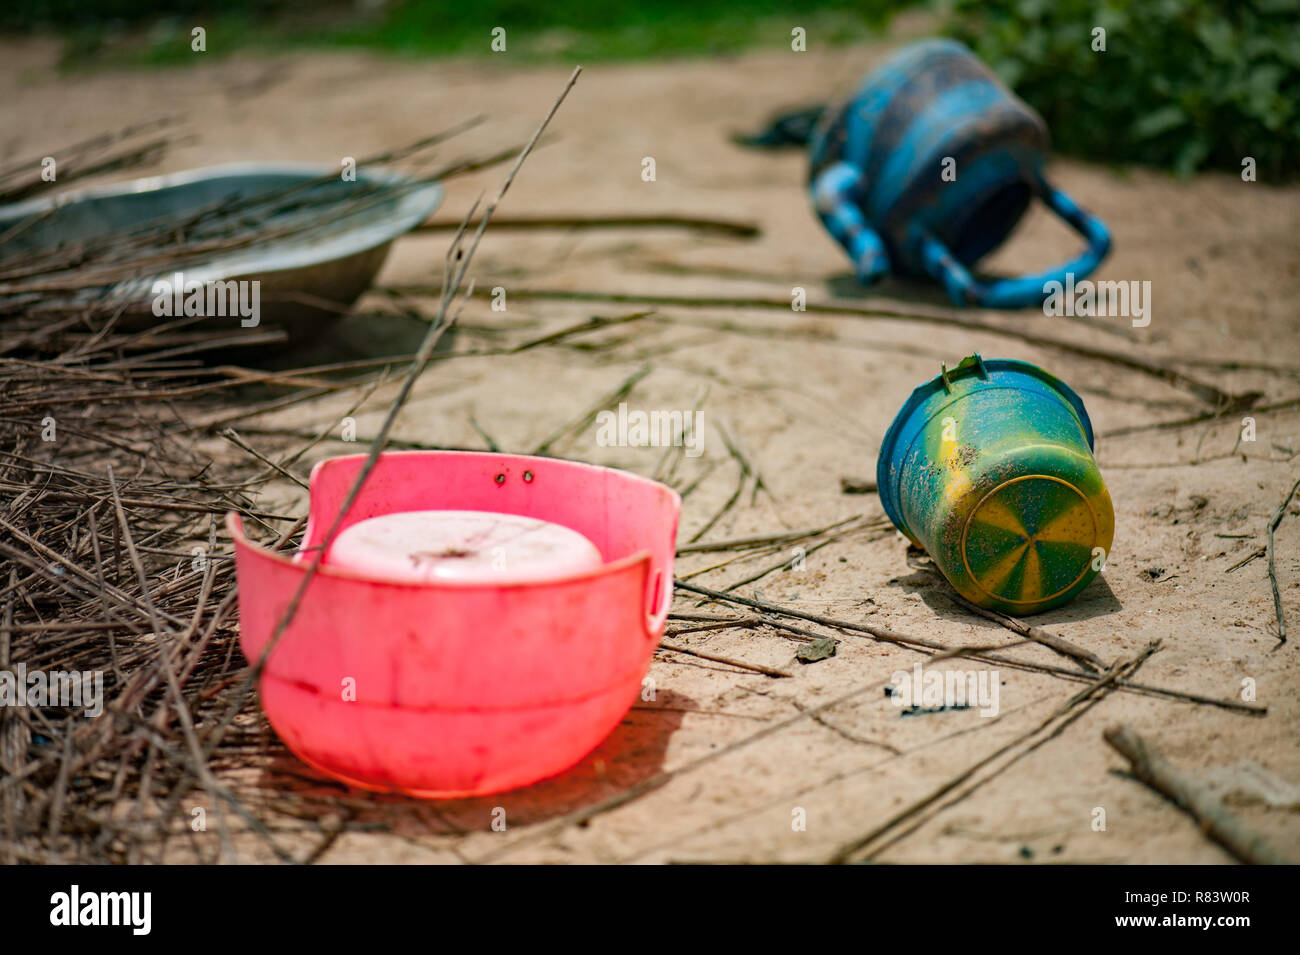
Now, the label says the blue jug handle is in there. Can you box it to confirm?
[916,180,1112,310]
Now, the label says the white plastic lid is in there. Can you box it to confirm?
[325,510,604,584]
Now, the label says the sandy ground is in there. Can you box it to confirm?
[4,25,1299,864]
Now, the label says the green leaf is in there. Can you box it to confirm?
[1131,104,1187,139]
[1173,136,1210,175]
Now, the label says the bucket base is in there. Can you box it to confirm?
[960,474,1105,613]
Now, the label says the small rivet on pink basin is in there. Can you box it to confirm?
[523,470,534,483]
[494,473,506,485]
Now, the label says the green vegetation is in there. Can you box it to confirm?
[292,0,900,62]
[7,1,905,67]
[946,0,1300,178]
[7,0,1297,178]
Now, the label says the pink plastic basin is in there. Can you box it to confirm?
[228,450,681,798]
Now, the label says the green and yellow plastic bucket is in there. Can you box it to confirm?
[877,354,1113,615]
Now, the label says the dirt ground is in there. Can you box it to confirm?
[4,24,1299,864]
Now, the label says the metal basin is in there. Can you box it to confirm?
[0,162,443,338]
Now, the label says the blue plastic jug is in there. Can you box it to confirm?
[809,39,1112,309]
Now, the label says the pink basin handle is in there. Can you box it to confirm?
[644,564,670,639]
